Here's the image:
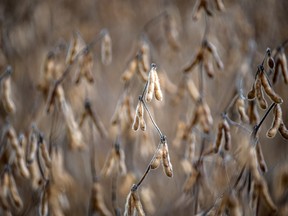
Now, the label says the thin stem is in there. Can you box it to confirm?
[141,99,164,138]
[134,142,162,190]
[223,92,238,113]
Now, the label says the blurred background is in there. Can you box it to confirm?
[0,0,288,215]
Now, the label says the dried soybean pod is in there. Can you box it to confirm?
[39,137,51,169]
[136,101,144,118]
[278,122,288,139]
[247,83,256,100]
[161,141,173,177]
[259,70,283,104]
[122,59,137,82]
[154,71,163,101]
[214,122,223,153]
[236,97,249,123]
[266,104,282,138]
[247,100,259,125]
[192,0,202,21]
[145,64,156,102]
[124,191,135,216]
[255,142,267,173]
[132,115,140,131]
[1,66,16,114]
[255,76,267,109]
[205,40,224,70]
[139,116,146,131]
[39,188,48,216]
[186,78,200,101]
[150,144,163,169]
[101,29,112,65]
[215,0,225,11]
[203,60,215,78]
[139,40,150,72]
[8,172,23,209]
[183,50,202,73]
[183,166,199,192]
[131,190,145,216]
[222,119,231,151]
[266,48,275,69]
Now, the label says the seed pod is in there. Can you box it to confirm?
[150,145,163,169]
[75,49,94,84]
[145,65,156,102]
[256,179,277,213]
[139,40,150,72]
[236,97,249,123]
[205,40,224,70]
[259,70,283,104]
[172,121,186,148]
[122,58,137,82]
[183,50,202,73]
[124,191,135,216]
[192,0,212,21]
[279,49,288,84]
[256,142,267,173]
[8,173,23,209]
[154,71,163,101]
[1,70,16,114]
[255,76,267,109]
[101,30,112,65]
[247,83,256,100]
[186,78,200,101]
[266,48,275,69]
[139,116,146,131]
[183,166,199,192]
[215,0,225,11]
[136,101,144,118]
[28,160,43,189]
[278,122,288,139]
[137,55,148,82]
[132,190,145,216]
[118,148,127,176]
[161,141,173,177]
[66,31,86,65]
[124,188,145,216]
[39,188,48,216]
[266,104,282,138]
[39,139,52,169]
[101,149,116,177]
[132,115,140,131]
[90,182,113,216]
[185,133,196,161]
[203,60,215,78]
[247,100,259,125]
[214,122,223,153]
[222,119,231,151]
[163,13,180,50]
